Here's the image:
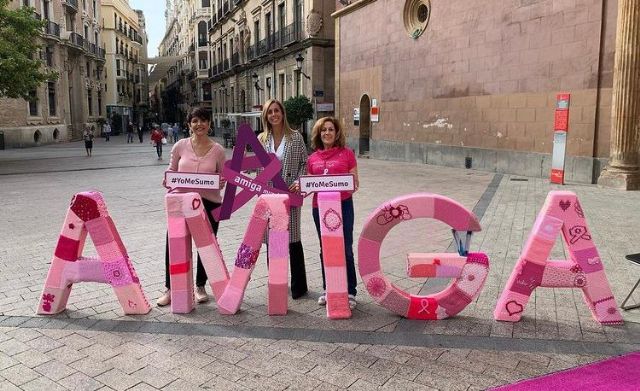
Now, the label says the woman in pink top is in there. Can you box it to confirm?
[157,108,227,307]
[307,117,359,309]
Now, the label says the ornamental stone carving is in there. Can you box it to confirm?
[306,10,323,37]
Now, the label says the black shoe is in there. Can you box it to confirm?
[291,289,308,300]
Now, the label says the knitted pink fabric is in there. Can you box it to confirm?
[38,192,150,315]
[494,191,623,325]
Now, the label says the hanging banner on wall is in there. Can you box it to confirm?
[370,99,380,123]
[550,93,570,184]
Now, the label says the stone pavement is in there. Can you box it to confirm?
[0,135,638,390]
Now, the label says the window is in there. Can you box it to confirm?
[116,59,121,76]
[199,52,207,69]
[198,22,207,46]
[278,3,285,30]
[202,0,210,7]
[84,25,89,41]
[254,20,260,44]
[45,46,54,67]
[48,82,57,116]
[87,89,93,116]
[97,91,102,116]
[23,0,30,7]
[86,61,91,76]
[115,38,119,53]
[28,90,38,116]
[93,0,97,17]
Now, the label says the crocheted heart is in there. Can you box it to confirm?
[559,200,571,211]
[505,300,524,316]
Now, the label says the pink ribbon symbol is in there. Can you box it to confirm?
[418,299,431,314]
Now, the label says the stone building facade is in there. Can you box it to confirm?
[333,0,634,184]
[101,0,147,133]
[0,0,106,148]
[208,0,336,136]
[155,0,213,125]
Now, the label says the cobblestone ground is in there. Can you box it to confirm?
[0,135,638,390]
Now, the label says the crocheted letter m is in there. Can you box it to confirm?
[38,192,150,315]
[165,192,290,315]
[494,191,622,325]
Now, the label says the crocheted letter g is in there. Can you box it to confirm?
[494,191,622,325]
[358,193,489,320]
[37,192,150,315]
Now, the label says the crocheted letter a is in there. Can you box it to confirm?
[38,192,150,315]
[494,191,622,325]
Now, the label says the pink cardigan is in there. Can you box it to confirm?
[166,138,226,203]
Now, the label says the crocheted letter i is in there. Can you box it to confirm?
[494,191,623,325]
[37,192,150,315]
[318,192,351,319]
[358,193,489,320]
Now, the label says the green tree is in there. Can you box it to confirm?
[283,95,314,129]
[0,0,57,99]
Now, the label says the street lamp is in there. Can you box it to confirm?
[252,72,264,91]
[295,53,311,80]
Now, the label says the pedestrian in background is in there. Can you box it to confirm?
[157,107,227,307]
[258,98,309,299]
[103,122,111,142]
[83,126,94,157]
[138,123,144,143]
[172,123,180,143]
[307,117,359,309]
[150,125,164,160]
[126,121,135,143]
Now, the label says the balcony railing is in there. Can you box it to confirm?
[68,32,84,48]
[63,0,78,12]
[44,20,60,37]
[223,58,229,71]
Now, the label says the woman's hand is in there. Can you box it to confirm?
[289,181,300,193]
[219,175,227,190]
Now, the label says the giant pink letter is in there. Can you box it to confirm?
[38,192,150,315]
[358,193,489,320]
[165,192,290,315]
[494,191,623,325]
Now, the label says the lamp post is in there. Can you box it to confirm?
[294,53,310,97]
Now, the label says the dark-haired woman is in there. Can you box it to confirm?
[157,108,227,307]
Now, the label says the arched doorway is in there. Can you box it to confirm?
[359,94,371,156]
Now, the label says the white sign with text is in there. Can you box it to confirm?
[299,174,355,194]
[164,172,220,190]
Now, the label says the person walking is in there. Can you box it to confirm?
[307,117,359,309]
[126,121,135,143]
[150,125,164,160]
[172,123,180,143]
[83,126,94,157]
[103,122,111,142]
[157,107,227,306]
[138,123,144,143]
[258,99,309,299]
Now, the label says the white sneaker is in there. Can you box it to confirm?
[157,290,171,307]
[195,286,209,303]
[317,293,326,306]
[348,294,357,310]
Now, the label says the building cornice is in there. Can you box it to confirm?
[332,0,377,19]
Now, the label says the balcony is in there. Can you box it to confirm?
[66,32,84,50]
[223,2,229,15]
[231,52,239,67]
[217,8,222,20]
[63,0,78,12]
[223,58,229,71]
[43,20,60,38]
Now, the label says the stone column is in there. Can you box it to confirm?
[598,0,640,190]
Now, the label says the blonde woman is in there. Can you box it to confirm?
[259,99,308,299]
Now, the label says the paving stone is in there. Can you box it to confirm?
[58,371,104,391]
[19,376,66,391]
[131,366,178,389]
[0,363,40,386]
[34,359,76,382]
[0,340,29,356]
[95,368,141,391]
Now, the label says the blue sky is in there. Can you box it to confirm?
[129,0,166,58]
